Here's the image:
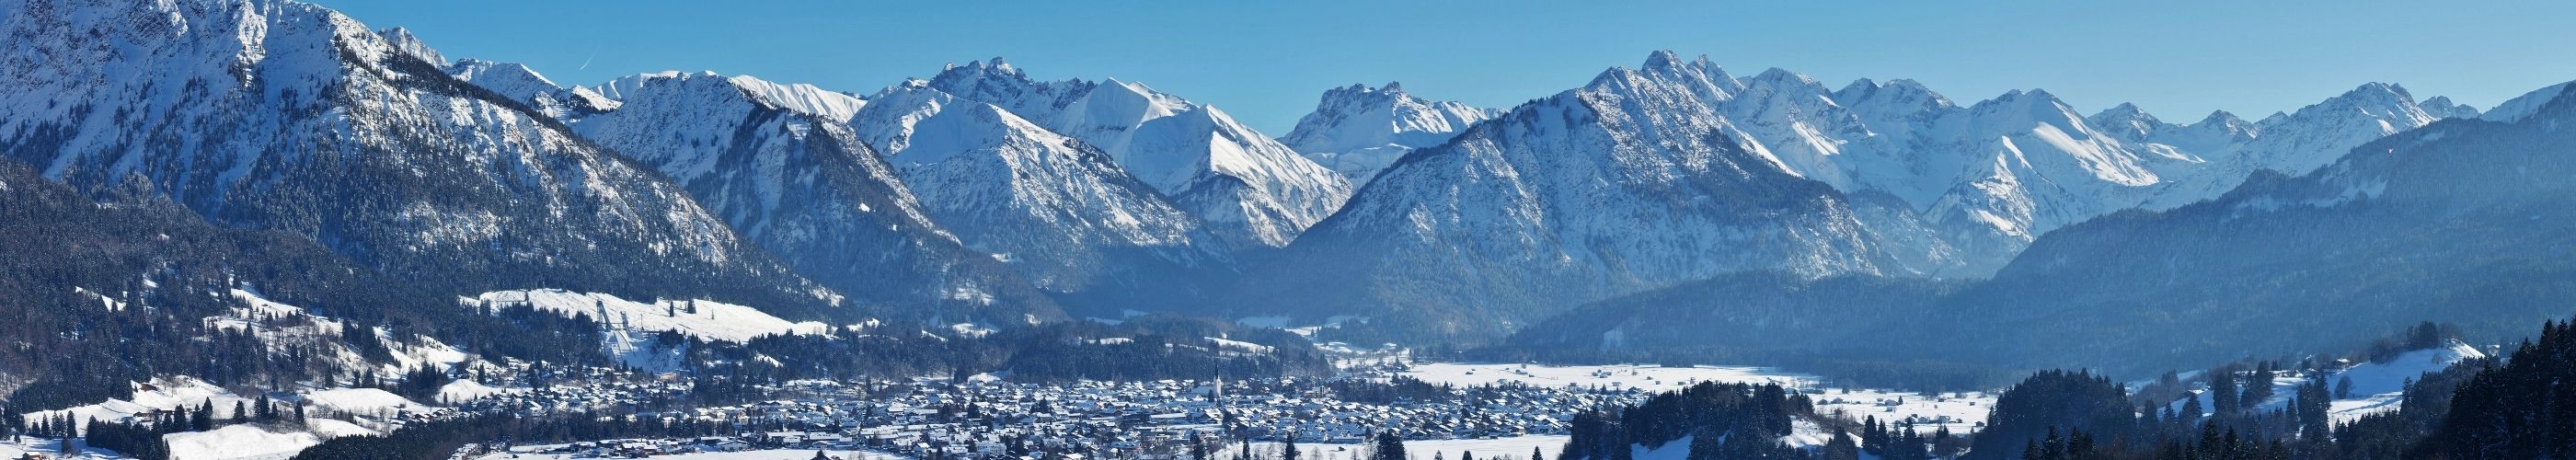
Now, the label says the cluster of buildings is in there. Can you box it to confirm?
[440,364,1661,459]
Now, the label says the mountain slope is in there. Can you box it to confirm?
[0,0,827,312]
[561,70,1064,323]
[0,159,585,409]
[1920,82,2576,372]
[1242,52,2470,340]
[1241,54,1962,339]
[926,58,1353,249]
[1281,82,1501,185]
[854,81,1233,312]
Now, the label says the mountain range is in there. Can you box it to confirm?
[4,0,2565,376]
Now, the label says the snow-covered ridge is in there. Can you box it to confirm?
[1282,82,1503,185]
[926,57,1355,249]
[852,81,1229,296]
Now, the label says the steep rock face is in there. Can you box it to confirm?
[926,59,1353,249]
[854,81,1231,312]
[563,71,1064,323]
[0,0,827,310]
[1281,83,1501,185]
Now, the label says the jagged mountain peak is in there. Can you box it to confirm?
[915,58,1351,250]
[1748,67,1819,87]
[581,70,865,123]
[2087,102,2169,141]
[0,0,860,317]
[2418,96,2480,119]
[1282,81,1501,185]
[377,26,444,64]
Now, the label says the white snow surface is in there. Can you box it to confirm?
[164,424,321,460]
[472,289,829,343]
[1253,435,1568,460]
[476,448,907,460]
[301,387,427,416]
[852,80,1227,288]
[26,376,249,430]
[435,379,518,403]
[1282,82,1502,185]
[2165,340,2486,423]
[926,57,1354,248]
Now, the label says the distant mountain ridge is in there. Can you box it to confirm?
[1243,52,2475,339]
[1500,80,2576,374]
[0,0,2536,362]
[1282,82,1502,186]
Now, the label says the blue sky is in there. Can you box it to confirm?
[316,0,2576,133]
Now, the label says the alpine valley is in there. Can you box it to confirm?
[5,0,2576,459]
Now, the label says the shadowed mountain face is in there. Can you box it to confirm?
[1502,84,2576,374]
[0,0,841,316]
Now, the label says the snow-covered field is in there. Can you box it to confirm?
[471,290,831,343]
[469,290,834,370]
[165,424,322,460]
[303,387,430,416]
[1252,434,1568,460]
[1400,362,1995,429]
[474,447,908,460]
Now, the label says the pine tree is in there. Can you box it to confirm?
[190,400,213,431]
[2239,362,2275,410]
[2209,367,2241,415]
[2179,396,2203,425]
[1373,431,1407,460]
[1823,427,1860,460]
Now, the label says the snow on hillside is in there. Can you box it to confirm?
[25,376,250,431]
[210,288,474,378]
[302,387,429,417]
[469,290,829,343]
[2326,341,2486,422]
[0,439,125,459]
[20,375,429,460]
[437,380,518,403]
[1633,434,1690,460]
[2166,340,2486,423]
[469,290,830,371]
[164,424,322,460]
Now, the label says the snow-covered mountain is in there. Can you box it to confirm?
[1925,79,2576,371]
[0,0,826,309]
[1281,83,1502,185]
[1240,52,2476,337]
[1240,52,1966,338]
[551,69,1064,323]
[853,80,1235,310]
[926,58,1353,249]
